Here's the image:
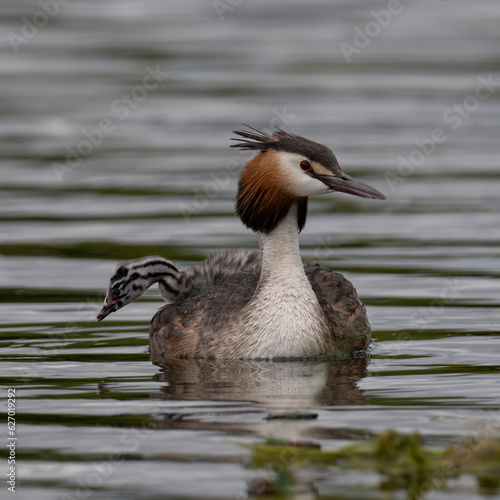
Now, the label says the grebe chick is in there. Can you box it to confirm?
[97,127,385,359]
[96,251,259,321]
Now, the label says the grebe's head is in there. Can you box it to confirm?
[96,256,170,321]
[231,126,385,233]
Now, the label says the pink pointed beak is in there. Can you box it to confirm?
[96,294,121,321]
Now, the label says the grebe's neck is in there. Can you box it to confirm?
[257,203,304,283]
[240,202,328,358]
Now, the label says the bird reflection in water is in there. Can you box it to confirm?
[150,356,369,499]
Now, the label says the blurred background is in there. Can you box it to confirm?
[1,0,500,499]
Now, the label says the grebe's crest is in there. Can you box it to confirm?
[231,125,340,171]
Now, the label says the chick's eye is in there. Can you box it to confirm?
[300,160,311,171]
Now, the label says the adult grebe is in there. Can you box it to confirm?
[97,127,385,359]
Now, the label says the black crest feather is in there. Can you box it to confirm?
[231,125,293,151]
[231,125,340,168]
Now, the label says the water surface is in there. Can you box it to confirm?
[1,0,500,498]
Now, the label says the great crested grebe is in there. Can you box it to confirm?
[97,127,385,359]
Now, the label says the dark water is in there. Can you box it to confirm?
[1,0,500,498]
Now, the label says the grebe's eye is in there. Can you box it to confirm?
[300,160,311,171]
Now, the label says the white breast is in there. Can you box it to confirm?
[237,208,328,358]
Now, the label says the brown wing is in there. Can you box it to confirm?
[149,271,259,362]
[305,263,371,352]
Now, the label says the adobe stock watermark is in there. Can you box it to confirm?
[60,414,158,500]
[386,74,499,192]
[17,292,103,384]
[236,443,301,500]
[407,277,466,330]
[312,234,338,261]
[6,0,71,54]
[213,0,244,22]
[371,277,466,371]
[339,0,410,63]
[52,64,168,182]
[178,107,296,223]
[408,410,500,499]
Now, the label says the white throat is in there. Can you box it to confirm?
[239,204,328,358]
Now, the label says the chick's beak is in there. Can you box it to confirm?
[96,294,121,321]
[315,172,386,200]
